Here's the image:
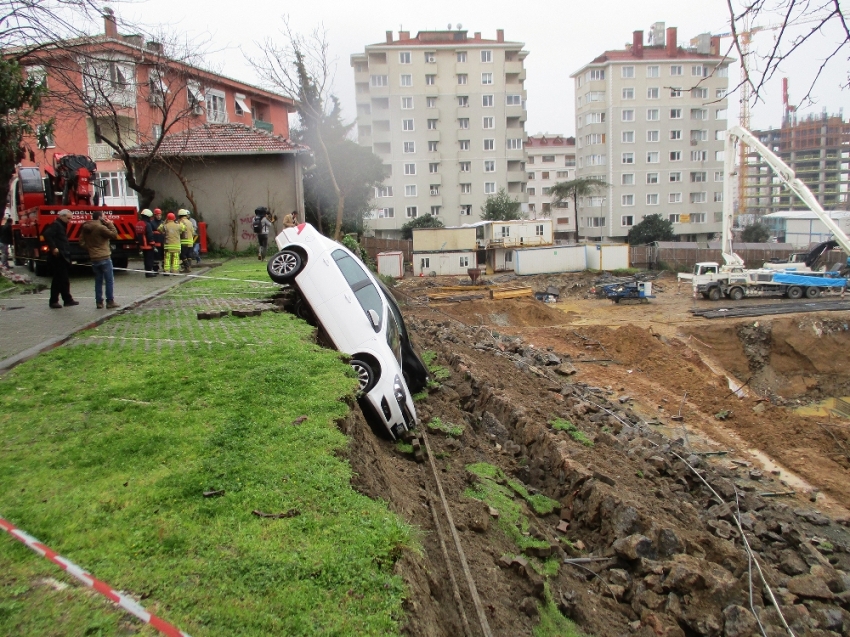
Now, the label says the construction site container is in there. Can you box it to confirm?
[512,245,586,275]
[376,251,404,279]
[585,244,630,271]
[412,227,477,252]
[413,251,477,277]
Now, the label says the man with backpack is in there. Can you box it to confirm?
[254,207,274,260]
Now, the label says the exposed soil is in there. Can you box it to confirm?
[335,273,850,637]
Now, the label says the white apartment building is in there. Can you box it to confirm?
[351,29,529,238]
[571,23,731,242]
[525,134,577,241]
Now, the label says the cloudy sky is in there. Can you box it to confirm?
[121,0,848,134]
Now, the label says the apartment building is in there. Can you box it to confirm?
[351,29,529,239]
[747,112,850,217]
[525,134,576,241]
[571,23,731,242]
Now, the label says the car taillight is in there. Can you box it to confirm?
[40,245,49,252]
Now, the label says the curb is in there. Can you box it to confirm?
[0,268,213,376]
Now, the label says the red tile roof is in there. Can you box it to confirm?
[128,123,308,158]
[526,135,575,148]
[591,46,724,64]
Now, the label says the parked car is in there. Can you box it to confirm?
[267,223,420,439]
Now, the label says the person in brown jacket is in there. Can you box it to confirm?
[80,211,119,309]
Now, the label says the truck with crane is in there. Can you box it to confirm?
[679,125,850,301]
[10,154,139,276]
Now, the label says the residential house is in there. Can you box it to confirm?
[525,134,576,240]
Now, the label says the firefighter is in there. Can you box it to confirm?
[43,209,79,308]
[161,212,183,275]
[151,208,164,273]
[177,209,194,273]
[136,209,157,277]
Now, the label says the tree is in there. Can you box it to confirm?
[549,177,608,240]
[480,188,522,221]
[741,222,771,243]
[251,19,384,240]
[627,214,675,245]
[400,213,443,240]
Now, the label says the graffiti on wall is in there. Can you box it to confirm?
[240,215,257,241]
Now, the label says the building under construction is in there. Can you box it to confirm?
[745,111,849,218]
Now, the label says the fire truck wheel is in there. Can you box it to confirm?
[112,256,129,270]
[34,259,51,277]
[27,258,35,272]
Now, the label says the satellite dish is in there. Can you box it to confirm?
[457,23,462,30]
[447,23,452,30]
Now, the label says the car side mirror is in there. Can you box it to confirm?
[367,309,379,328]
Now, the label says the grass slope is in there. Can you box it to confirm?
[0,259,413,636]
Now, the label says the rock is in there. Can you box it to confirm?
[794,508,831,526]
[592,471,616,487]
[439,384,460,402]
[647,455,667,471]
[708,519,735,540]
[612,506,641,538]
[519,596,539,617]
[655,528,684,558]
[786,574,834,600]
[468,509,490,533]
[723,605,758,637]
[608,569,631,587]
[618,395,632,404]
[595,431,619,447]
[480,411,509,439]
[613,534,656,560]
[545,353,562,366]
[555,362,578,376]
[779,550,809,576]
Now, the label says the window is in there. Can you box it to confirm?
[428,141,438,151]
[27,65,48,88]
[690,171,706,182]
[459,255,470,268]
[484,182,496,194]
[457,95,469,107]
[376,186,393,197]
[399,52,411,64]
[460,183,471,193]
[716,88,726,99]
[460,205,472,215]
[427,118,438,130]
[691,150,707,161]
[622,152,634,164]
[151,123,162,139]
[483,139,495,151]
[527,187,536,196]
[622,194,634,206]
[431,206,441,215]
[621,173,634,185]
[403,141,415,153]
[458,118,469,129]
[406,206,418,218]
[647,130,659,142]
[646,173,659,184]
[621,215,634,227]
[715,108,728,120]
[621,66,634,78]
[378,208,394,218]
[622,131,634,143]
[424,52,436,63]
[669,151,681,161]
[670,108,682,119]
[622,87,634,100]
[586,112,605,125]
[404,163,416,175]
[669,172,682,182]
[527,172,534,180]
[588,69,605,80]
[646,151,659,163]
[481,72,493,85]
[690,129,707,142]
[690,192,707,203]
[400,74,412,86]
[717,66,729,77]
[691,65,707,77]
[587,154,606,166]
[714,191,723,202]
[484,160,495,172]
[669,192,682,203]
[646,193,659,205]
[206,89,227,123]
[647,65,660,78]
[588,91,605,102]
[542,187,551,195]
[670,65,683,76]
[714,171,724,182]
[691,108,708,120]
[622,109,634,121]
[500,226,510,237]
[420,257,430,269]
[670,87,682,98]
[481,50,492,63]
[647,87,659,99]
[459,162,471,172]
[646,109,659,121]
[401,96,413,110]
[691,212,706,223]
[425,75,436,85]
[457,73,468,85]
[430,185,440,196]
[457,51,467,62]
[402,119,414,131]
[482,94,494,107]
[585,216,606,227]
[428,163,439,174]
[506,94,522,105]
[459,140,470,151]
[669,214,680,223]
[427,96,437,108]
[405,185,417,197]
[482,117,494,129]
[586,133,603,145]
[506,138,523,149]
[691,87,708,99]
[542,155,555,163]
[714,130,726,141]
[588,197,606,208]
[670,130,682,140]
[37,124,55,147]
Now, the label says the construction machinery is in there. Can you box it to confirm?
[601,280,654,304]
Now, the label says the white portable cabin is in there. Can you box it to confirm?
[411,226,478,276]
[465,219,554,272]
[513,245,587,275]
[413,251,477,276]
[376,251,404,279]
[585,243,630,271]
[763,210,850,248]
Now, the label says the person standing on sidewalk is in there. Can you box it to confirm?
[42,209,79,308]
[185,211,201,264]
[151,208,164,274]
[136,209,157,277]
[0,214,12,268]
[161,212,183,275]
[177,209,194,273]
[257,209,274,260]
[80,211,119,309]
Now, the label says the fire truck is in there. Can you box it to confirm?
[10,154,139,276]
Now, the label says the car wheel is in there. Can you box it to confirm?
[786,286,803,300]
[267,249,303,283]
[294,297,316,325]
[729,287,744,301]
[350,359,376,393]
[805,286,820,299]
[708,287,721,301]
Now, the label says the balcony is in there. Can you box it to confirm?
[507,170,527,183]
[505,61,524,75]
[253,120,273,132]
[88,143,116,161]
[426,130,441,143]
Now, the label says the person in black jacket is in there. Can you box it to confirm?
[0,214,12,268]
[42,209,79,308]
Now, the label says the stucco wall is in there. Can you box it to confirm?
[142,155,302,249]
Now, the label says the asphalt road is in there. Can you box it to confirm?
[0,258,208,369]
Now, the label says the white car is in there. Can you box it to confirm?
[267,223,419,439]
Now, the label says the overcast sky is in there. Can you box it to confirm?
[123,0,848,135]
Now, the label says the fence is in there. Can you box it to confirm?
[629,244,846,271]
[361,237,413,263]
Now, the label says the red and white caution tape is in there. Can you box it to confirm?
[0,516,191,637]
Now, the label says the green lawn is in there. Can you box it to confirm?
[0,259,414,636]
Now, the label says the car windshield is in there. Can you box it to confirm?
[332,249,383,331]
[385,309,402,364]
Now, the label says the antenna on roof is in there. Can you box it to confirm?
[457,23,462,30]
